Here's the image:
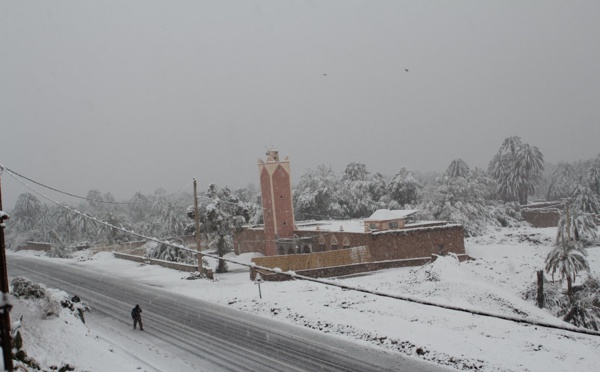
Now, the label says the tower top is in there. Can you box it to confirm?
[258,147,289,164]
[266,148,279,162]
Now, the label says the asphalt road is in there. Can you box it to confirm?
[8,255,449,372]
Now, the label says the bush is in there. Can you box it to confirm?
[11,277,47,299]
[523,275,600,331]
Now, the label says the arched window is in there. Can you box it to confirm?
[330,236,339,250]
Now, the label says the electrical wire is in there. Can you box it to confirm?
[1,164,193,206]
[1,165,136,205]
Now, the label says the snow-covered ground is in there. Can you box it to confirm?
[5,226,600,371]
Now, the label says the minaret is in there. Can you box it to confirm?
[258,148,295,256]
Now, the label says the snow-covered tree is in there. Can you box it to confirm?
[188,184,249,273]
[587,154,600,196]
[387,168,421,208]
[339,162,377,218]
[293,165,343,220]
[545,162,577,201]
[419,162,502,236]
[556,202,598,247]
[85,189,104,209]
[488,136,544,204]
[571,184,600,215]
[5,196,58,250]
[368,172,388,205]
[445,159,470,179]
[10,193,42,230]
[233,184,262,225]
[128,192,152,223]
[96,210,134,244]
[146,238,196,264]
[545,241,590,303]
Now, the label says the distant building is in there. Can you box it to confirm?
[363,209,418,231]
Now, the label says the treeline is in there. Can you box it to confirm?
[5,136,600,255]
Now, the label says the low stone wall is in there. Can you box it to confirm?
[94,240,148,253]
[251,246,372,272]
[16,242,52,252]
[148,258,197,272]
[296,257,433,278]
[113,252,198,273]
[113,252,148,263]
[250,253,470,281]
[522,209,561,228]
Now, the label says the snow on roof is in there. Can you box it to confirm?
[296,219,365,233]
[365,209,418,221]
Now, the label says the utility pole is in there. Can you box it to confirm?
[0,171,14,371]
[193,179,203,275]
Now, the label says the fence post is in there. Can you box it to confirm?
[536,270,545,309]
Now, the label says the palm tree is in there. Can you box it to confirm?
[55,206,76,243]
[445,159,470,179]
[129,192,151,223]
[11,193,42,230]
[488,136,544,204]
[571,184,600,214]
[546,205,590,302]
[516,143,544,204]
[545,241,590,303]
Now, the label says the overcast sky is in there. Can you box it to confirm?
[1,1,599,210]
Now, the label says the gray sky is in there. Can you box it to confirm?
[1,1,599,210]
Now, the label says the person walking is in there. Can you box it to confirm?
[131,304,144,331]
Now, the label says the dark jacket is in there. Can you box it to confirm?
[131,305,142,319]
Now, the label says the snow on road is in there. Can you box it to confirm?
[6,226,600,371]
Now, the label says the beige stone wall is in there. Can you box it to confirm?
[252,245,372,272]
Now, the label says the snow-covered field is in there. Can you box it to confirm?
[6,226,600,371]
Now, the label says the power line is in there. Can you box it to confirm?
[1,165,192,205]
[1,165,136,205]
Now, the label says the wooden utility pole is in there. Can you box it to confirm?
[536,270,545,309]
[0,173,14,371]
[193,179,203,275]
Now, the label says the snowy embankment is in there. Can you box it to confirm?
[7,226,600,371]
[6,283,138,371]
